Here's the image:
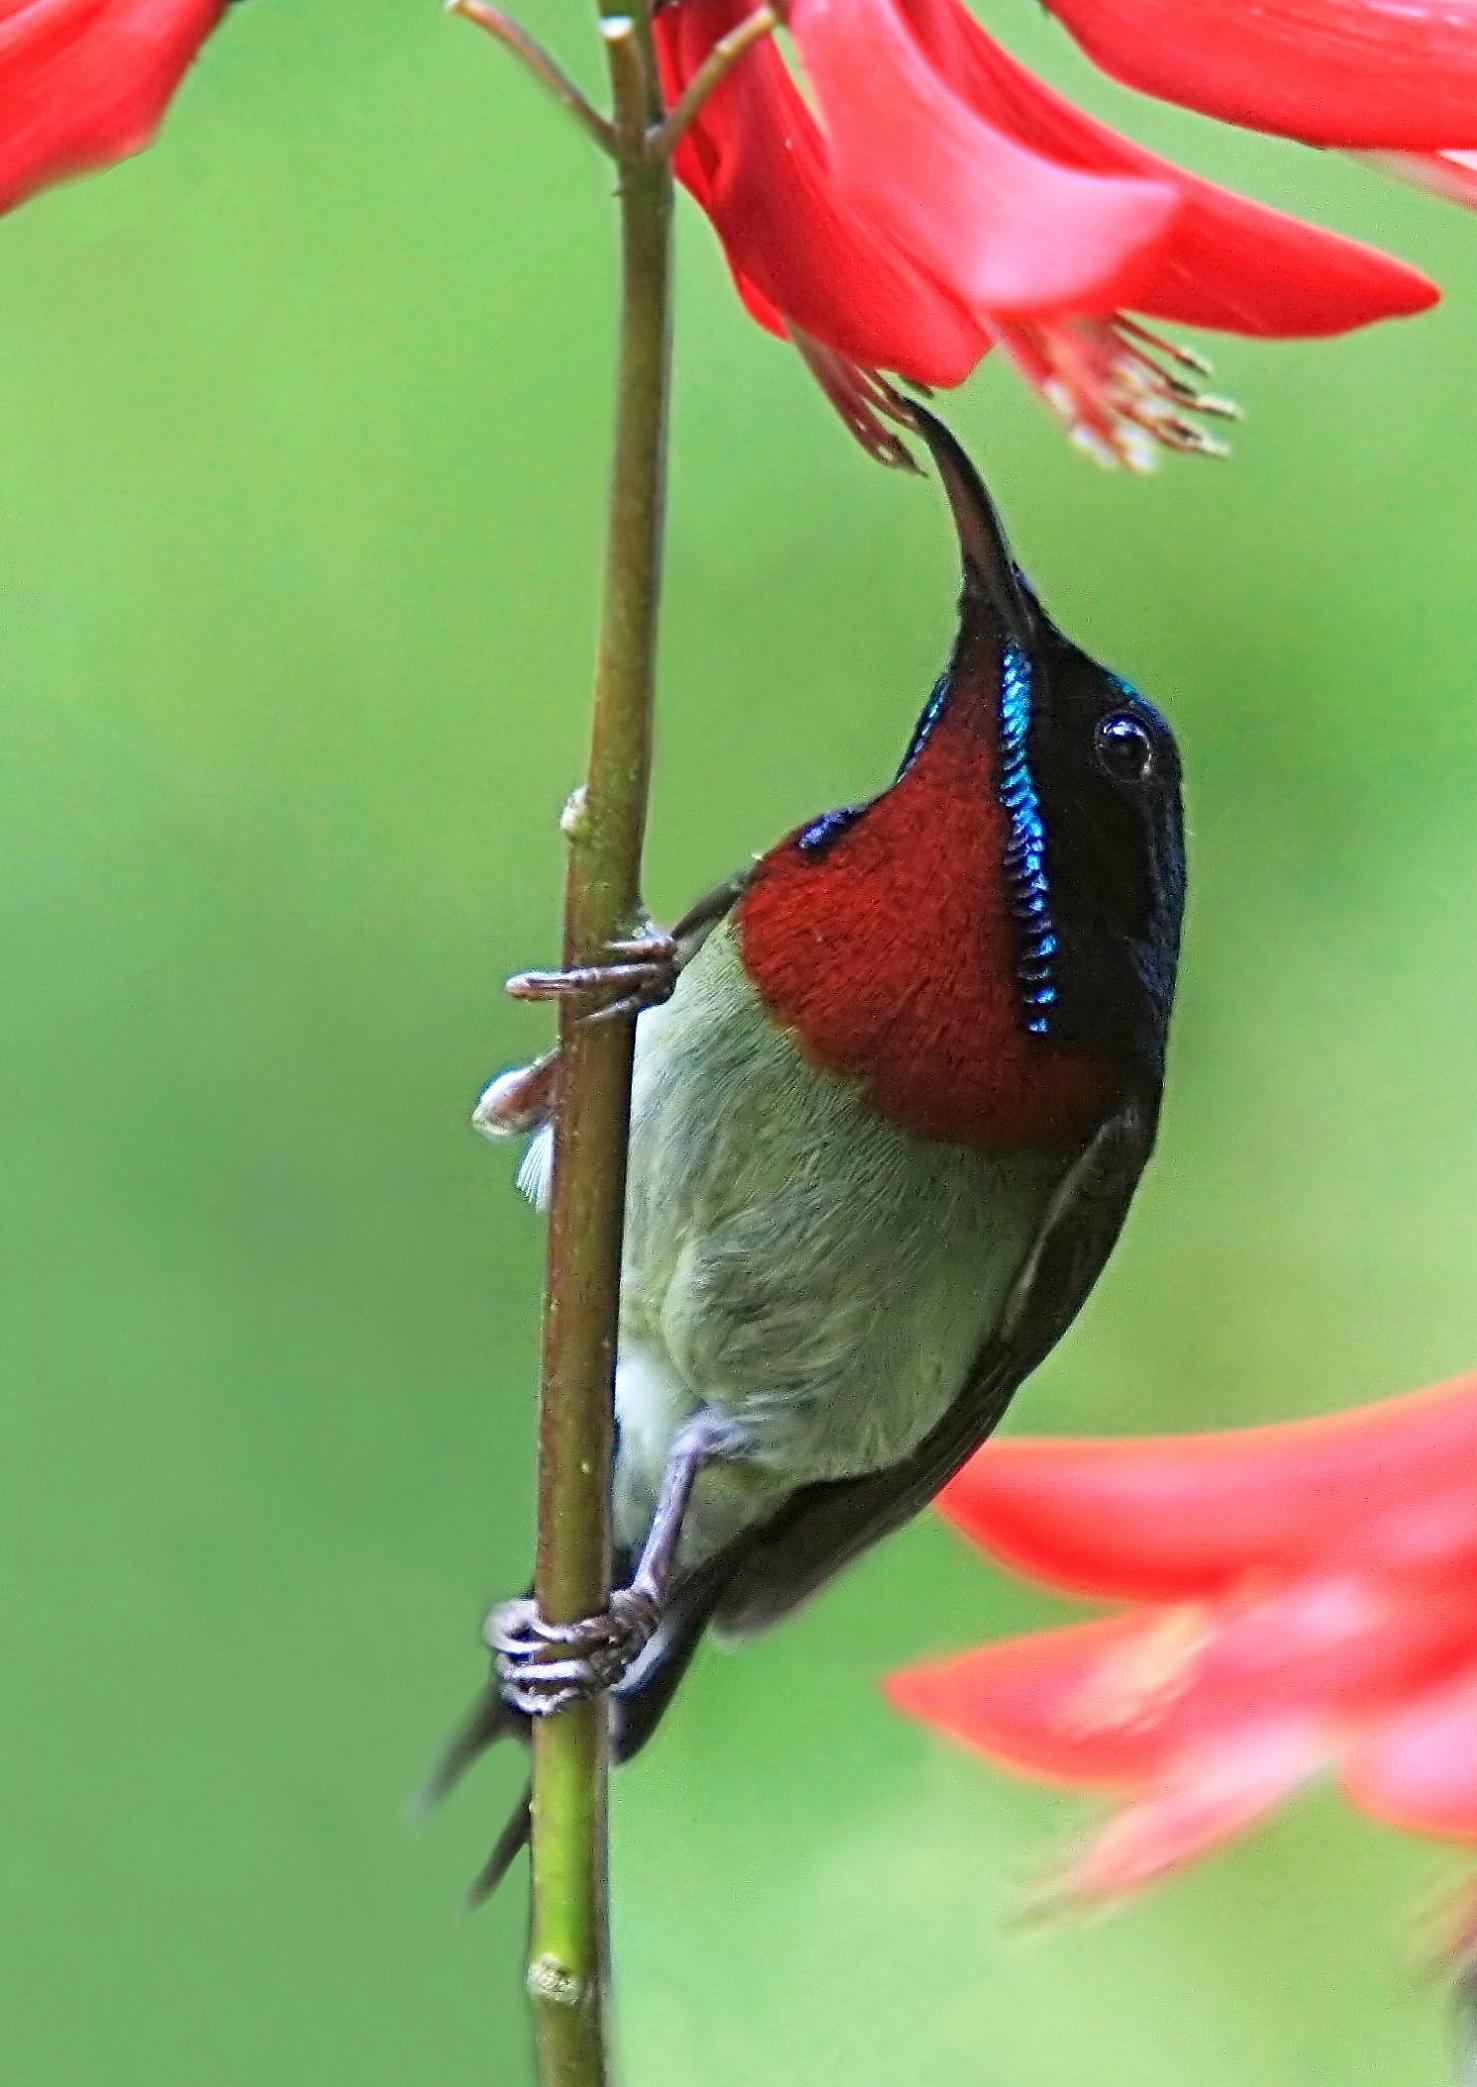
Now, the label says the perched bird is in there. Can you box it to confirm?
[446,405,1187,1895]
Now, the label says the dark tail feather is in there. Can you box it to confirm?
[466,1780,533,1910]
[427,1543,753,1906]
[417,1687,534,1908]
[415,1684,521,1819]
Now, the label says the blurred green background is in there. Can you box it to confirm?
[4,3,1477,2081]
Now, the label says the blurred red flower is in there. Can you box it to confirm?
[1044,0,1477,155]
[0,0,225,218]
[887,1373,1477,1911]
[654,0,1457,464]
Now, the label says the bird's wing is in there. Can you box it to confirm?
[712,1100,1155,1641]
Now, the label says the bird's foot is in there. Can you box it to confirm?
[472,931,679,1139]
[484,1588,661,1716]
[506,929,680,1027]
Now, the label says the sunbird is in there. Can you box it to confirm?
[445,406,1187,1894]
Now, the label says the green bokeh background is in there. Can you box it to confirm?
[5,5,1477,2081]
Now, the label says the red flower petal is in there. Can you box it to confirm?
[892,1576,1477,1794]
[887,1615,1175,1787]
[1343,1665,1477,1840]
[889,1620,1331,1897]
[898,0,1438,335]
[658,0,1437,462]
[940,1374,1477,1601]
[789,0,1178,318]
[1044,0,1477,152]
[650,23,785,340]
[0,0,225,216]
[1049,1721,1327,1903]
[654,0,987,386]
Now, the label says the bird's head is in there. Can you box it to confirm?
[910,406,1185,1091]
[738,407,1186,1146]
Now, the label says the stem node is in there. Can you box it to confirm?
[527,1955,589,2009]
[561,785,592,841]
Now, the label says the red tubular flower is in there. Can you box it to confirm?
[654,0,1448,464]
[0,0,225,219]
[887,1373,1477,1910]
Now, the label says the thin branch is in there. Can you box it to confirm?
[521,3,674,2083]
[449,0,618,158]
[645,1,779,159]
[601,12,651,158]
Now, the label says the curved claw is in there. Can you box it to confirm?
[484,1598,597,1658]
[500,1674,589,1719]
[484,1589,662,1716]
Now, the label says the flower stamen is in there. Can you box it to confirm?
[995,316,1241,471]
[788,331,920,469]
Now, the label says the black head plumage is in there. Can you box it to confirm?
[910,404,1187,1100]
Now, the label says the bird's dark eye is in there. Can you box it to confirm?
[1095,712,1154,783]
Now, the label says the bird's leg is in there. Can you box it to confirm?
[473,866,753,1138]
[486,1412,740,1716]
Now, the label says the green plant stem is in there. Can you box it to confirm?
[524,9,672,2083]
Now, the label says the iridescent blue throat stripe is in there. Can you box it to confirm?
[895,671,948,777]
[998,639,1057,1036]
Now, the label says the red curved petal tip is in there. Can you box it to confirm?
[1343,1667,1477,1842]
[940,1374,1477,1601]
[898,0,1439,340]
[0,0,227,217]
[886,1616,1190,1787]
[1046,0,1477,152]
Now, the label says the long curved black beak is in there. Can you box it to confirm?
[909,402,1036,653]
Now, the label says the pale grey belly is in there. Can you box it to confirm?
[601,927,1067,1571]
